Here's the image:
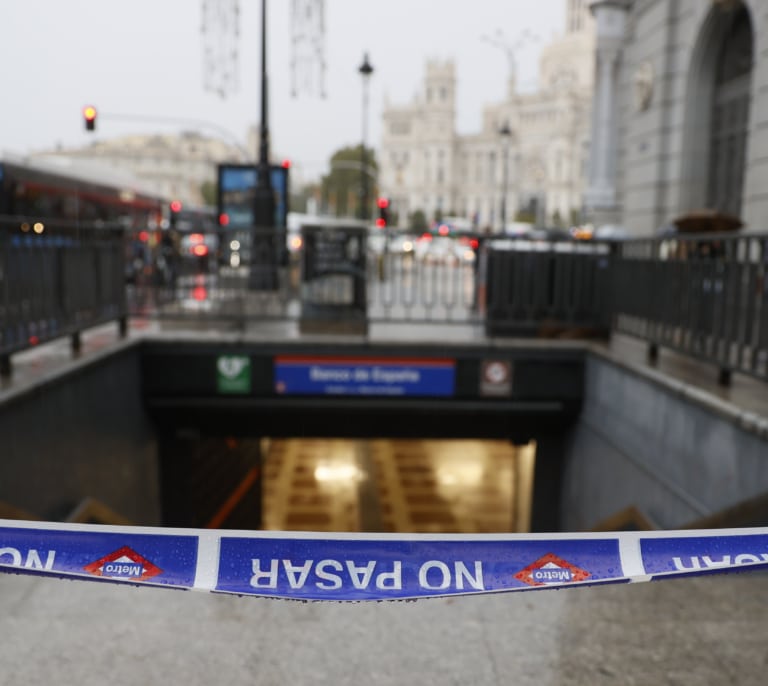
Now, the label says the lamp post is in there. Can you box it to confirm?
[498,121,512,233]
[358,53,374,222]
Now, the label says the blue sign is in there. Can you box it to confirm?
[273,356,456,397]
[0,526,198,587]
[218,164,289,228]
[216,536,622,600]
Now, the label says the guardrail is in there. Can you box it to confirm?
[0,217,127,378]
[612,232,768,383]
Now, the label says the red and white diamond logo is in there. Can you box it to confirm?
[515,553,590,587]
[83,546,162,582]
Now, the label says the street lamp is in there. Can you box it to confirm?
[498,121,512,233]
[358,53,374,222]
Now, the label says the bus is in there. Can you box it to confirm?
[0,155,167,284]
[0,155,165,227]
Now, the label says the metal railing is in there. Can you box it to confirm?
[2,217,767,386]
[0,218,127,377]
[483,238,613,337]
[126,228,613,332]
[612,232,768,383]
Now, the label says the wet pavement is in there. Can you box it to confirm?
[1,568,767,686]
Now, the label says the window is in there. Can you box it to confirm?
[707,6,753,217]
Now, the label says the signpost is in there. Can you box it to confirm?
[299,224,368,334]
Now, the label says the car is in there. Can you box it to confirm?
[594,224,629,240]
[179,232,219,273]
[415,235,474,265]
[387,234,416,256]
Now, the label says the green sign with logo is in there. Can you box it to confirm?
[216,355,252,394]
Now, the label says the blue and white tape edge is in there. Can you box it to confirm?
[1,520,768,601]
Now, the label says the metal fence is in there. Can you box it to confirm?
[125,227,613,333]
[3,217,768,385]
[0,218,127,377]
[612,232,768,383]
[483,238,613,337]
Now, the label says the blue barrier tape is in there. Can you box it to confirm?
[1,520,768,601]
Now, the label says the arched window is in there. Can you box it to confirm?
[707,6,753,217]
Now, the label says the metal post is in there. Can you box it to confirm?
[250,0,277,291]
[358,53,374,222]
[0,354,10,380]
[253,0,275,228]
[499,122,511,233]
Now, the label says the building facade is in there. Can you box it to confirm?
[586,0,768,235]
[34,131,248,207]
[379,0,595,231]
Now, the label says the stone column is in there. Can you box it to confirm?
[584,0,631,223]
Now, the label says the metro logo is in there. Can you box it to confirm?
[83,546,162,582]
[514,553,590,587]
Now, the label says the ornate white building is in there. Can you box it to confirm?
[586,0,767,235]
[379,0,595,231]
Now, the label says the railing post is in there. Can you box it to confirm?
[718,367,732,387]
[647,342,659,364]
[0,354,10,380]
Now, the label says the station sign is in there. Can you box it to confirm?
[273,355,455,397]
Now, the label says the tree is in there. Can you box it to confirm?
[320,144,378,218]
[200,180,217,207]
[289,182,318,214]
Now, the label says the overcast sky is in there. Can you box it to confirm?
[2,0,566,181]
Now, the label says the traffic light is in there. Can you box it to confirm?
[376,197,389,229]
[83,105,97,131]
[169,200,182,228]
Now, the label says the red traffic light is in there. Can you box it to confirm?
[83,105,97,131]
[170,200,183,213]
[377,197,390,228]
[281,159,291,169]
